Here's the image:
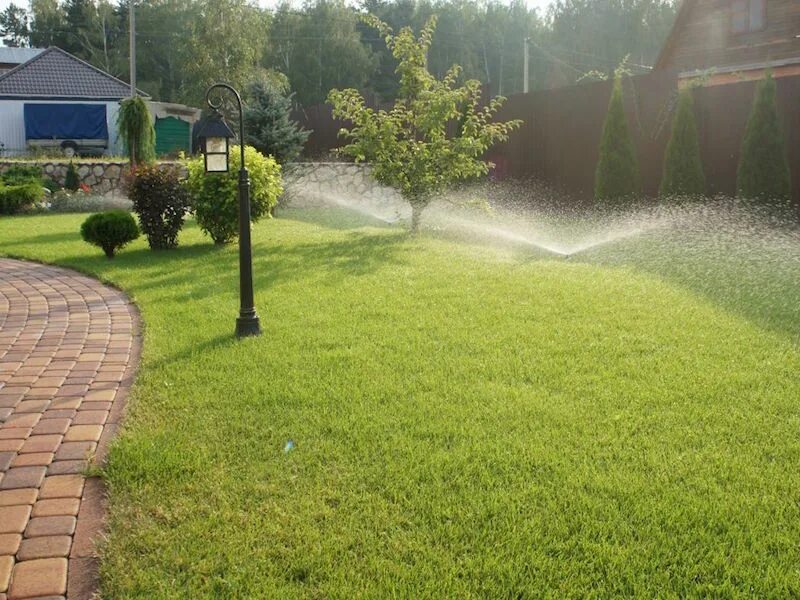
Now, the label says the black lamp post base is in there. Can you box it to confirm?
[235,314,261,338]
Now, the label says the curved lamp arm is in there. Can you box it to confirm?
[205,83,246,170]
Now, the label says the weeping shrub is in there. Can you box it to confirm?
[127,164,190,250]
[737,74,791,207]
[118,96,156,166]
[185,145,282,244]
[660,88,706,198]
[80,210,140,258]
[594,75,640,205]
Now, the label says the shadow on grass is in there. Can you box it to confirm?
[276,207,402,231]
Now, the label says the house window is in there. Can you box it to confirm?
[731,0,766,34]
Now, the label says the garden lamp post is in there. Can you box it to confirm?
[200,83,261,338]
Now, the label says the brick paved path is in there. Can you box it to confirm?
[0,259,139,600]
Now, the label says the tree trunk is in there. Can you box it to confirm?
[410,204,423,233]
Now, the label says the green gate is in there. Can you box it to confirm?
[154,116,190,157]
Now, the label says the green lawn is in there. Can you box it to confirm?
[2,210,799,598]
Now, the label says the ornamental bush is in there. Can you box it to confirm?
[128,164,190,249]
[594,75,640,205]
[0,182,43,214]
[185,145,282,244]
[1,164,42,186]
[65,162,80,191]
[660,88,706,198]
[118,95,156,166]
[80,210,140,258]
[737,74,791,207]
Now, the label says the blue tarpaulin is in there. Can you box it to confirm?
[24,103,108,140]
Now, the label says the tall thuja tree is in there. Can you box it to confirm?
[328,15,521,231]
[244,78,310,164]
[118,96,156,166]
[737,74,791,207]
[594,73,639,205]
[660,87,705,198]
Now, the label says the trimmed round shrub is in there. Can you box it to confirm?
[128,164,190,250]
[80,210,140,258]
[185,145,282,244]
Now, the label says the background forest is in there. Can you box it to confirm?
[0,0,677,109]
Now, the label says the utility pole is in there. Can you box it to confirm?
[129,0,136,97]
[523,37,530,94]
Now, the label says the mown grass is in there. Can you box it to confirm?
[1,210,799,598]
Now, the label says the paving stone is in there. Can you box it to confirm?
[0,534,21,555]
[46,461,86,476]
[24,516,76,538]
[17,536,72,560]
[7,557,67,598]
[0,454,12,472]
[1,414,39,429]
[62,426,102,443]
[19,435,62,455]
[0,429,30,441]
[31,499,80,519]
[0,467,46,490]
[9,453,52,468]
[0,442,22,454]
[0,554,11,593]
[14,400,49,414]
[38,476,83,500]
[53,443,95,462]
[0,505,31,533]
[0,490,37,507]
[31,420,70,436]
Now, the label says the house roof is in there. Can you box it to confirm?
[654,0,696,70]
[0,46,147,99]
[0,47,45,65]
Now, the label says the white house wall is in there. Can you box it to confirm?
[0,99,123,157]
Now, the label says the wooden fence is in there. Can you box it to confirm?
[294,71,800,207]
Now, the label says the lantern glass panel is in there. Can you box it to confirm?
[206,153,228,172]
[206,137,227,154]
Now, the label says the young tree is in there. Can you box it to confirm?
[737,74,791,206]
[659,88,705,198]
[118,96,156,166]
[328,15,521,231]
[244,78,310,164]
[594,74,639,205]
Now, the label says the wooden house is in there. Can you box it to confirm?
[654,0,800,86]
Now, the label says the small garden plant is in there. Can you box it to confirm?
[0,165,45,214]
[128,164,190,249]
[185,145,282,244]
[65,162,80,191]
[80,210,140,258]
[328,15,520,231]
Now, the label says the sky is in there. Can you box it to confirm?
[0,0,555,23]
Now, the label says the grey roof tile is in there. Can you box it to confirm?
[0,46,145,98]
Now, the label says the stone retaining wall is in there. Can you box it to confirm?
[281,162,408,222]
[0,160,409,220]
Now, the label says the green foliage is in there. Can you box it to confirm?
[185,145,283,244]
[1,164,43,186]
[594,75,639,205]
[737,75,791,207]
[127,164,190,250]
[64,162,80,191]
[244,79,310,164]
[328,15,521,230]
[118,96,156,166]
[80,210,140,258]
[660,88,706,198]
[0,183,43,214]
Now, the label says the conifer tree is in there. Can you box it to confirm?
[244,80,310,164]
[660,88,705,198]
[737,74,791,206]
[594,75,639,204]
